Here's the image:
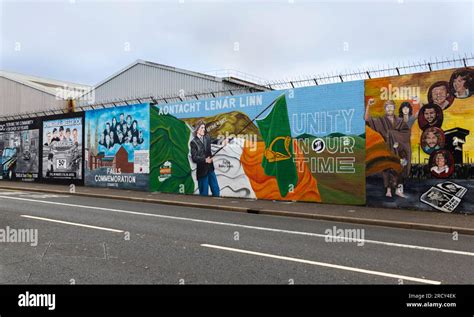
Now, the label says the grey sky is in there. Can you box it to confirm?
[1,0,473,86]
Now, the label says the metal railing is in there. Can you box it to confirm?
[1,54,473,121]
[265,54,474,89]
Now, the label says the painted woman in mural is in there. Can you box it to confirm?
[398,101,417,129]
[430,150,454,178]
[365,99,411,198]
[190,120,228,197]
[111,117,118,135]
[450,69,474,99]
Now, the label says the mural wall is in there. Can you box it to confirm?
[42,113,84,184]
[0,119,40,182]
[85,103,150,190]
[150,82,366,205]
[0,67,471,214]
[365,67,473,213]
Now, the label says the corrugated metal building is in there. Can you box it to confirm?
[0,70,91,118]
[77,59,269,107]
[1,59,270,119]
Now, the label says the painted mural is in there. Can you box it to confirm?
[150,82,366,205]
[42,113,84,183]
[0,119,40,182]
[365,67,473,213]
[85,103,150,190]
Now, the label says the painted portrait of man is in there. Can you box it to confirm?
[190,120,229,197]
[427,81,454,110]
[418,103,443,130]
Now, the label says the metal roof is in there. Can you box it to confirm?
[0,70,91,98]
[93,59,226,90]
[92,59,268,92]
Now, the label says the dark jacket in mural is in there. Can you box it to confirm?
[190,135,219,179]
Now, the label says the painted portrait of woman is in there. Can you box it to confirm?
[429,150,454,179]
[398,101,417,129]
[449,68,474,99]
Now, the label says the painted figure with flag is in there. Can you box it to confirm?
[256,94,298,197]
[207,93,299,198]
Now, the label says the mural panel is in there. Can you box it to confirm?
[0,119,40,182]
[150,82,366,205]
[365,67,473,213]
[41,113,84,183]
[85,103,150,190]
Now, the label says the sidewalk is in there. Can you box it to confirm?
[1,181,473,235]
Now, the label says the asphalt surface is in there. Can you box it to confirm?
[1,188,473,285]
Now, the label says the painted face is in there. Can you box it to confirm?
[385,104,395,116]
[428,191,443,200]
[453,75,467,94]
[435,154,446,168]
[402,106,410,115]
[445,184,456,191]
[197,124,206,137]
[432,86,448,106]
[425,132,438,148]
[424,108,436,123]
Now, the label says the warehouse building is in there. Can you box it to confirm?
[0,59,270,119]
[0,70,90,118]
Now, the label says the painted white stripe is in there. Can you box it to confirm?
[20,215,124,233]
[201,244,442,285]
[1,195,473,257]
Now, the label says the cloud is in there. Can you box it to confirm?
[1,0,472,85]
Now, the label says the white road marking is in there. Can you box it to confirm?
[0,191,30,195]
[0,190,68,199]
[201,244,442,285]
[1,195,473,257]
[20,215,124,233]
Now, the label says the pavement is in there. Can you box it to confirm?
[0,188,473,284]
[0,181,473,235]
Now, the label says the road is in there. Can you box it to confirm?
[0,188,473,285]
